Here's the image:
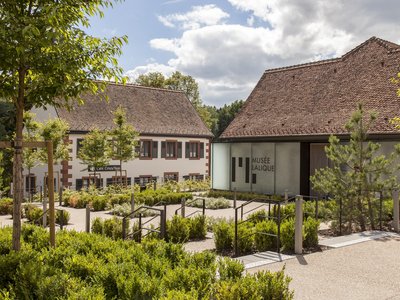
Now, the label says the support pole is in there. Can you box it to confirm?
[233,188,237,208]
[295,195,303,255]
[42,198,47,227]
[46,140,56,248]
[234,208,238,257]
[393,190,399,233]
[86,204,91,233]
[59,187,63,207]
[181,198,186,218]
[130,192,135,219]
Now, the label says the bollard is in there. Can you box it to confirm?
[284,189,288,204]
[202,198,206,216]
[393,190,399,233]
[153,181,157,191]
[295,195,303,255]
[130,192,135,219]
[60,210,64,230]
[42,198,47,227]
[181,198,186,218]
[85,204,90,233]
[122,218,126,239]
[160,209,166,239]
[234,188,237,208]
[59,187,63,206]
[40,186,43,202]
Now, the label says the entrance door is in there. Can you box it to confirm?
[309,144,330,196]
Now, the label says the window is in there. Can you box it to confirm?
[245,157,250,183]
[76,138,84,157]
[231,157,236,182]
[140,140,152,158]
[183,174,204,181]
[164,172,178,182]
[238,157,243,167]
[134,176,157,187]
[185,142,205,159]
[25,174,36,193]
[107,177,131,186]
[161,141,181,159]
[252,173,257,184]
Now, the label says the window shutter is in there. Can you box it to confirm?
[185,142,190,158]
[152,141,158,158]
[200,143,205,158]
[161,142,166,158]
[177,142,182,158]
[76,179,83,191]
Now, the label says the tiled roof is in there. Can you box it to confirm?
[220,37,400,139]
[56,82,213,137]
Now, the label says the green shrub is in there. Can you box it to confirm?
[91,217,126,240]
[55,210,70,226]
[213,219,233,253]
[0,198,12,215]
[167,215,190,243]
[218,257,244,281]
[91,195,108,211]
[254,220,278,251]
[280,218,295,251]
[189,215,207,240]
[91,217,103,235]
[0,226,293,299]
[187,197,231,210]
[24,205,43,223]
[208,190,283,201]
[247,209,268,224]
[237,223,254,255]
[303,217,319,248]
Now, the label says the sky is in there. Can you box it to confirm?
[86,0,400,107]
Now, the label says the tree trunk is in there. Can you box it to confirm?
[12,67,26,251]
[28,167,31,202]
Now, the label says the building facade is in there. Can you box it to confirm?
[212,37,400,196]
[26,83,212,193]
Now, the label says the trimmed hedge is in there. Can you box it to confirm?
[208,190,283,201]
[0,226,294,299]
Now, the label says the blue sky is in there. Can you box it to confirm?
[86,0,400,107]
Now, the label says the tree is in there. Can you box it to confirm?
[135,72,166,88]
[0,0,127,250]
[311,104,400,233]
[38,118,69,164]
[212,100,244,137]
[135,71,214,129]
[78,128,110,186]
[22,112,40,200]
[109,106,139,185]
[0,99,15,188]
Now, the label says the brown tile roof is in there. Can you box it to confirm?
[56,82,213,138]
[220,37,400,140]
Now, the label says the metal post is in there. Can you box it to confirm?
[40,186,42,202]
[130,192,135,219]
[284,189,288,203]
[277,202,281,253]
[241,205,243,220]
[339,197,343,236]
[295,195,303,255]
[138,213,142,243]
[160,209,166,239]
[59,187,63,207]
[315,196,319,219]
[85,204,90,233]
[42,198,47,227]
[153,181,156,191]
[60,210,64,230]
[233,188,237,208]
[202,198,206,216]
[234,208,238,257]
[46,140,56,248]
[122,217,126,239]
[379,192,383,231]
[181,198,186,218]
[393,190,399,233]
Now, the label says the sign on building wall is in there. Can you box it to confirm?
[251,143,275,194]
[88,165,121,172]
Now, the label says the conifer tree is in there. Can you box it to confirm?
[311,104,400,233]
[109,106,138,185]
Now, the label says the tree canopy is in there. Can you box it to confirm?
[0,0,127,250]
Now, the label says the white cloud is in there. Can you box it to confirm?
[127,1,400,106]
[157,4,229,30]
[124,63,175,82]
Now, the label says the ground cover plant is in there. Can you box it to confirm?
[186,197,231,209]
[0,225,293,299]
[208,190,283,201]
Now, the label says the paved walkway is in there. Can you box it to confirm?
[248,235,400,300]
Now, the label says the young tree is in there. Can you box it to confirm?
[22,112,40,200]
[0,0,127,250]
[135,72,166,88]
[311,104,400,233]
[78,129,110,186]
[38,118,70,164]
[109,106,139,185]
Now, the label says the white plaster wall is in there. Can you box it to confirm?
[211,143,230,190]
[275,143,300,195]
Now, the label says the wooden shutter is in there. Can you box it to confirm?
[200,142,205,158]
[152,141,158,158]
[177,142,182,158]
[161,142,166,158]
[185,142,190,158]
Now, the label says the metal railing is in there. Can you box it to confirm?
[234,197,283,257]
[29,208,68,230]
[175,197,206,218]
[122,205,166,242]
